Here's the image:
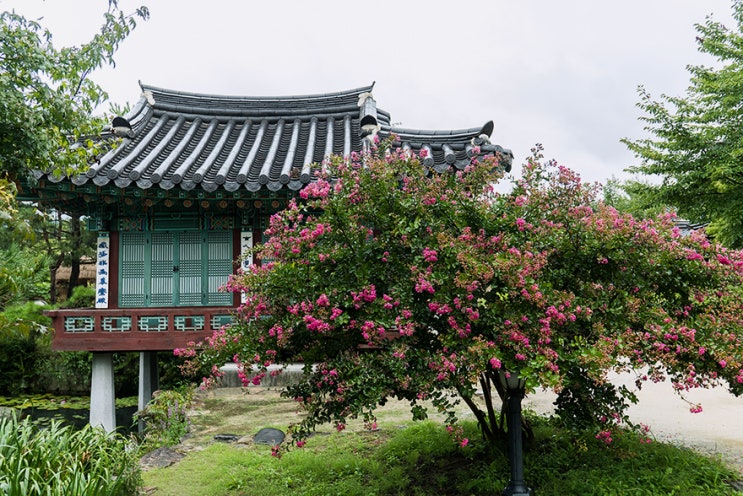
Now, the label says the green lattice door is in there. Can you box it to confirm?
[120,230,233,307]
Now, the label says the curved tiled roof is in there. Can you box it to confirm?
[37,83,513,194]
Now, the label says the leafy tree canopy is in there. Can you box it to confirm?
[0,1,149,210]
[624,0,743,247]
[181,144,743,452]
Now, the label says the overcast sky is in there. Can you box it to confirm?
[3,0,737,185]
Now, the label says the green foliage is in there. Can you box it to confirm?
[34,347,92,395]
[0,299,91,395]
[0,3,149,182]
[0,416,141,495]
[135,388,193,450]
[525,416,739,496]
[624,1,743,247]
[61,284,96,308]
[1,300,50,324]
[602,176,670,219]
[0,302,49,395]
[0,203,38,248]
[0,246,49,309]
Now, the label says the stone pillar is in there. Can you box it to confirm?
[138,351,160,433]
[90,352,116,432]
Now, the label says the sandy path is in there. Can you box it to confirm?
[522,373,743,475]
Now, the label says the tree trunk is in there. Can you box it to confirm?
[66,216,82,299]
[458,370,535,451]
[49,263,59,305]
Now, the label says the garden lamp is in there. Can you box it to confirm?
[498,370,533,496]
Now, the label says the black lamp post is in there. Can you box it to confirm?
[498,371,533,496]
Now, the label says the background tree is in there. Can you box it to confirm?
[602,177,671,220]
[0,2,148,301]
[623,0,743,247]
[182,144,743,452]
[0,2,151,396]
[0,1,149,202]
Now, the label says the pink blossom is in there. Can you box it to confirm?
[717,254,732,265]
[595,430,613,445]
[304,315,331,333]
[414,275,435,294]
[423,247,438,263]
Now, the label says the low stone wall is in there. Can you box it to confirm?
[218,363,308,388]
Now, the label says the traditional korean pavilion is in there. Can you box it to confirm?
[22,82,513,430]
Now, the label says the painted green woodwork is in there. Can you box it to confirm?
[119,229,233,308]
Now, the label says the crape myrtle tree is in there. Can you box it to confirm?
[180,142,743,451]
[623,0,743,248]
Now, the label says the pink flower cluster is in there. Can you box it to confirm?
[351,285,377,308]
[422,247,438,262]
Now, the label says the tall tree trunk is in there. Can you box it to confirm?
[49,255,63,306]
[43,210,65,305]
[66,216,82,299]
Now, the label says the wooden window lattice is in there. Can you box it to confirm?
[102,317,132,332]
[64,316,94,333]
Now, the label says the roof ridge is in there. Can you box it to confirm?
[138,83,376,103]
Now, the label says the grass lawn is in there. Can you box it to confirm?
[141,388,742,496]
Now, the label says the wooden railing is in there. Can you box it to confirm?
[44,307,236,352]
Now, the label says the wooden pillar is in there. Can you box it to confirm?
[90,352,116,432]
[138,351,160,433]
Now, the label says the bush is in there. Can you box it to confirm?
[61,284,95,308]
[0,416,141,495]
[0,303,49,395]
[135,388,193,450]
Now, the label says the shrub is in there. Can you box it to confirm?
[0,302,49,395]
[135,388,193,450]
[62,284,96,308]
[0,416,141,495]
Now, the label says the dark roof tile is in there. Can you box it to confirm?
[36,84,513,194]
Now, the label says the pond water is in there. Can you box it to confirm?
[0,395,138,433]
[24,405,138,432]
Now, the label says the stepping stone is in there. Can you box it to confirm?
[254,427,285,445]
[214,434,239,442]
[139,447,184,470]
